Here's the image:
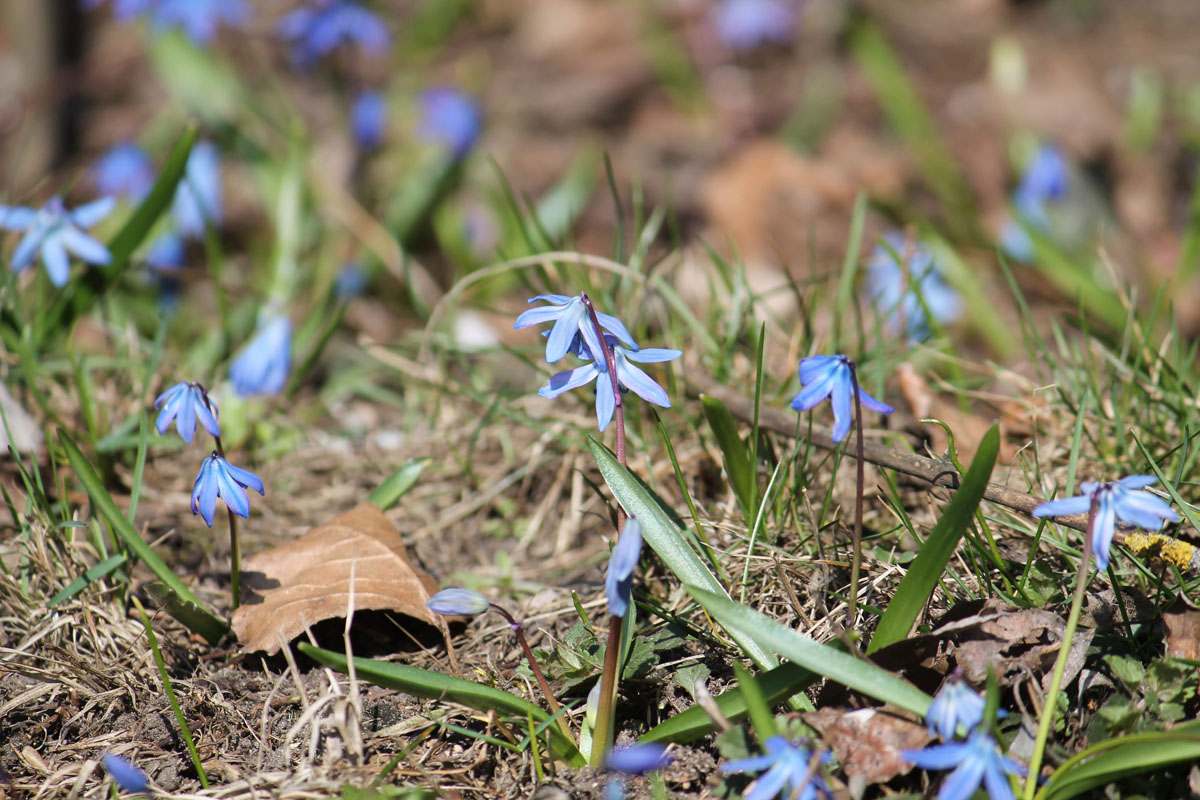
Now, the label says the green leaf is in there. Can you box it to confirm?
[868,424,999,654]
[1039,722,1200,800]
[701,396,756,523]
[35,126,198,346]
[641,662,814,744]
[368,458,429,511]
[297,643,585,767]
[586,437,777,669]
[733,662,777,742]
[57,430,227,643]
[688,587,932,717]
[48,553,128,607]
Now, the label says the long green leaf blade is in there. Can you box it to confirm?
[700,396,756,522]
[688,587,932,717]
[1040,723,1200,800]
[586,437,777,669]
[868,424,1000,654]
[298,643,584,766]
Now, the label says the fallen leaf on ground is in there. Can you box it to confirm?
[1163,597,1200,662]
[232,503,442,655]
[803,708,929,784]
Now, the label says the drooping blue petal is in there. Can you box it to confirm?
[1091,495,1118,571]
[513,304,567,330]
[191,457,220,526]
[0,205,36,230]
[1114,490,1178,527]
[858,387,895,415]
[1117,475,1158,490]
[1031,495,1092,518]
[59,227,112,265]
[101,752,150,795]
[615,356,671,408]
[623,347,682,364]
[605,517,642,617]
[595,370,616,432]
[427,588,490,616]
[41,237,70,287]
[938,754,987,800]
[230,315,292,396]
[546,298,586,362]
[539,363,599,399]
[789,369,837,413]
[11,228,45,273]
[71,196,116,228]
[605,741,671,774]
[215,464,251,518]
[904,741,969,771]
[594,310,637,349]
[982,760,1018,800]
[830,375,853,443]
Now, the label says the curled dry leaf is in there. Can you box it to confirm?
[803,708,930,784]
[1163,596,1200,662]
[232,503,442,655]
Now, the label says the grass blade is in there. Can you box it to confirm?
[1039,722,1200,800]
[688,586,932,717]
[701,396,756,523]
[368,458,430,511]
[868,424,1000,653]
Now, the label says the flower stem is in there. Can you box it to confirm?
[1022,497,1098,800]
[591,612,624,766]
[847,362,867,629]
[580,293,626,470]
[489,604,574,743]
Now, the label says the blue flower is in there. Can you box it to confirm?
[721,736,833,800]
[606,742,673,774]
[1000,144,1070,261]
[926,677,986,741]
[789,355,893,443]
[229,315,292,397]
[278,0,390,66]
[864,232,962,343]
[418,88,481,160]
[191,452,264,526]
[903,730,1024,800]
[81,0,153,21]
[1032,475,1179,571]
[605,517,643,617]
[351,90,387,150]
[172,141,222,239]
[427,588,491,617]
[0,196,114,287]
[100,752,150,795]
[94,144,155,203]
[539,334,680,432]
[713,0,799,51]
[334,261,368,298]
[513,293,637,364]
[149,0,250,44]
[154,381,220,443]
[146,231,184,271]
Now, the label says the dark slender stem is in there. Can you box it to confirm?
[847,362,866,629]
[591,612,624,767]
[580,294,626,471]
[489,604,573,742]
[1023,495,1098,800]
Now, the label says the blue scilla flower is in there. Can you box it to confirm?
[790,355,893,443]
[864,232,962,343]
[540,334,680,432]
[427,588,491,617]
[903,730,1024,800]
[351,90,387,150]
[154,381,220,443]
[606,741,673,774]
[513,293,637,364]
[149,0,250,45]
[1032,475,1179,571]
[605,517,642,617]
[100,752,150,795]
[0,196,114,287]
[94,143,155,203]
[278,0,390,66]
[229,315,292,397]
[81,0,153,20]
[926,677,985,741]
[146,231,184,271]
[721,736,833,800]
[173,141,221,239]
[713,0,799,51]
[1000,144,1070,262]
[418,88,481,160]
[191,452,264,526]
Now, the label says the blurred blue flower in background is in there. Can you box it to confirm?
[100,752,150,795]
[721,736,833,800]
[0,196,115,287]
[790,355,893,443]
[334,262,369,298]
[1000,144,1070,261]
[82,0,248,44]
[926,677,986,741]
[191,453,264,526]
[418,88,482,160]
[230,315,292,397]
[713,0,799,51]
[903,730,1024,800]
[1032,475,1179,570]
[172,141,222,239]
[351,90,387,150]
[278,0,390,65]
[539,334,680,432]
[94,143,155,203]
[606,741,673,774]
[863,232,962,342]
[513,293,636,364]
[146,231,184,271]
[605,517,643,617]
[154,381,220,443]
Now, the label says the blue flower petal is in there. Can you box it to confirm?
[41,236,71,287]
[615,357,670,408]
[1031,495,1092,518]
[595,371,616,432]
[539,364,599,399]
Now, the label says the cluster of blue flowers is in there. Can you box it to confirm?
[902,677,1024,800]
[863,232,962,343]
[722,736,834,800]
[514,293,681,432]
[1000,144,1070,262]
[153,381,263,527]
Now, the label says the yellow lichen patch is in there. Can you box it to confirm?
[1125,532,1196,570]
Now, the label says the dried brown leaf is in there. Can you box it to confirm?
[232,503,442,655]
[1163,597,1200,662]
[803,708,929,784]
